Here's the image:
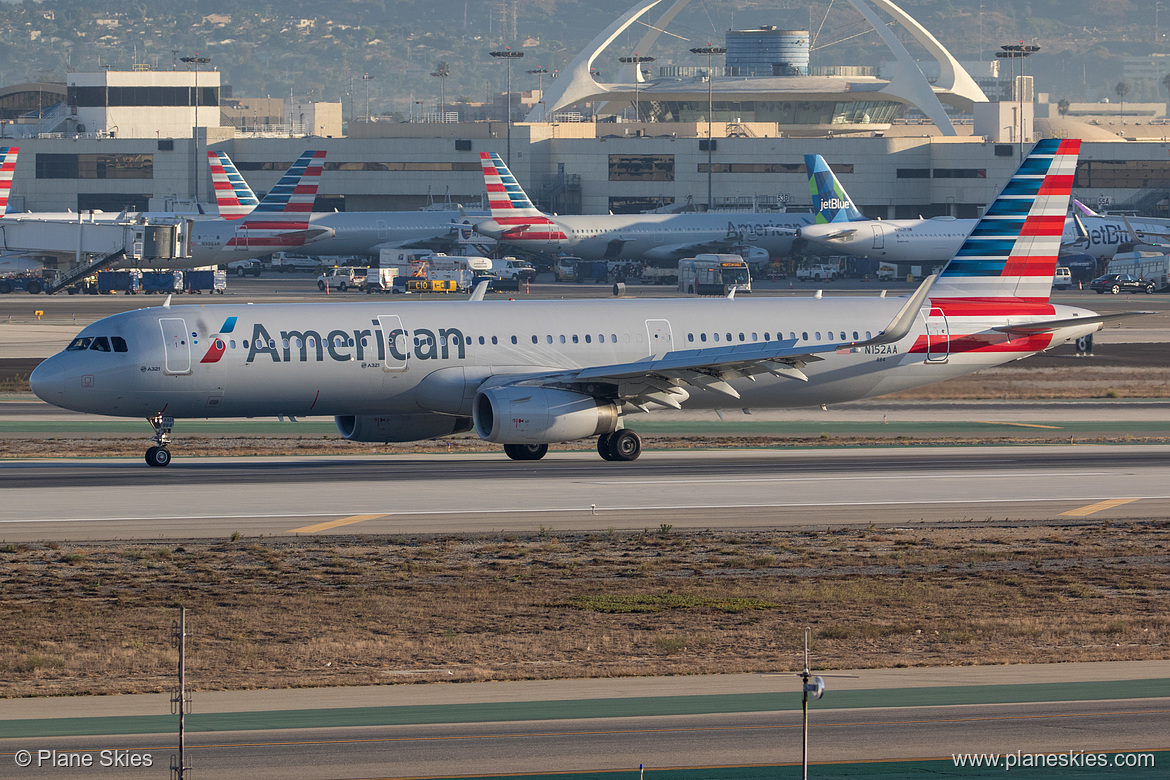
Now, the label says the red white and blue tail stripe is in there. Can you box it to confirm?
[0,146,18,215]
[227,150,326,250]
[479,152,565,240]
[933,138,1080,303]
[208,150,259,220]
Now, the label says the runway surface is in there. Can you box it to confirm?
[2,445,1168,541]
[1,664,1166,779]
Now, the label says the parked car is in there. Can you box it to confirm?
[1089,273,1154,295]
[226,259,262,277]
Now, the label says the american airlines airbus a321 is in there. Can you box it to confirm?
[31,140,1141,466]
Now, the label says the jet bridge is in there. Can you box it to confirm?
[0,215,191,294]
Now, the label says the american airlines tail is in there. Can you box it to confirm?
[226,150,329,251]
[931,138,1079,303]
[476,151,565,240]
[805,154,865,223]
[208,150,259,219]
[0,146,18,215]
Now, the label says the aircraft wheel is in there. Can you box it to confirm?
[597,433,616,461]
[145,446,171,467]
[608,429,642,462]
[503,443,548,461]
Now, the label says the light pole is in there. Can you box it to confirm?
[618,54,655,122]
[430,67,449,122]
[489,48,524,165]
[526,67,549,122]
[362,73,373,121]
[996,43,1039,159]
[690,45,726,210]
[180,55,211,204]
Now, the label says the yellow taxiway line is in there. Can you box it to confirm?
[1060,498,1140,517]
[288,514,386,534]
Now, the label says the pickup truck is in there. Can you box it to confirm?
[795,264,838,282]
[316,268,367,292]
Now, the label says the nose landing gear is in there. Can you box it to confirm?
[145,414,175,467]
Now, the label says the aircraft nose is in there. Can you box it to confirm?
[29,356,65,403]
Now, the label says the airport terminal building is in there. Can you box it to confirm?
[1,0,1169,235]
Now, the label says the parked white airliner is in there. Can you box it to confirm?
[31,139,1137,466]
[474,152,810,261]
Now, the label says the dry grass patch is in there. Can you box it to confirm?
[1,522,1168,697]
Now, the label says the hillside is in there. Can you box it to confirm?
[0,0,1160,118]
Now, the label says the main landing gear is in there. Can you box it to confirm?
[145,414,175,467]
[503,443,548,461]
[598,429,642,462]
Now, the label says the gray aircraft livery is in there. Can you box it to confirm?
[32,139,1135,466]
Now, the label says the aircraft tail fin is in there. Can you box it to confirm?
[805,154,864,224]
[250,149,326,215]
[208,150,259,219]
[478,152,563,239]
[932,138,1080,302]
[480,152,546,220]
[0,146,19,216]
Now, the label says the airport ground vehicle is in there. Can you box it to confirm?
[678,254,752,295]
[227,259,262,277]
[185,269,227,294]
[366,267,399,293]
[0,275,45,294]
[141,271,183,294]
[795,263,838,282]
[640,266,678,285]
[1105,251,1169,291]
[269,253,324,273]
[554,257,579,281]
[876,263,898,282]
[317,267,368,292]
[573,259,608,284]
[1089,273,1154,294]
[491,256,537,282]
[1053,267,1072,289]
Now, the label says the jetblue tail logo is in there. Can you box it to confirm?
[935,138,1080,302]
[805,154,864,224]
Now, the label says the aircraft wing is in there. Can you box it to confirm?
[496,276,934,410]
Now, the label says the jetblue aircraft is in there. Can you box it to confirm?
[32,139,1136,467]
[474,152,811,261]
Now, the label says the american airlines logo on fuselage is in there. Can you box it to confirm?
[729,219,802,240]
[240,321,466,364]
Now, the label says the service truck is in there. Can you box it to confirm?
[678,254,752,295]
[795,263,839,282]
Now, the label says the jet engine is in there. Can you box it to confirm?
[473,386,618,444]
[335,413,472,443]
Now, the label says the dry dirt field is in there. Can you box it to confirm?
[1,523,1167,698]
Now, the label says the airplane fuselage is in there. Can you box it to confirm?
[32,296,1099,424]
[491,212,812,261]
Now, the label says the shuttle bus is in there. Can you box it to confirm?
[678,254,752,295]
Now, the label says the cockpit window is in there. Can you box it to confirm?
[111,337,128,353]
[66,337,93,352]
[89,336,111,352]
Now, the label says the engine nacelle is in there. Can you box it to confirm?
[473,386,618,444]
[335,413,472,443]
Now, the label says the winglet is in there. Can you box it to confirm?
[468,279,489,301]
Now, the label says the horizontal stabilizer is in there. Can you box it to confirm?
[992,311,1151,335]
